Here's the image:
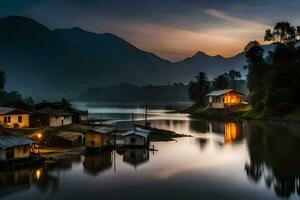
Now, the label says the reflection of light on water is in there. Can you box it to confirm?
[224,123,239,144]
[35,169,42,180]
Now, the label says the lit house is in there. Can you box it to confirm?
[0,107,30,128]
[85,127,115,152]
[31,108,73,127]
[207,89,245,109]
[0,136,37,161]
[121,127,150,147]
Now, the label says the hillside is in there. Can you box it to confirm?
[0,15,249,100]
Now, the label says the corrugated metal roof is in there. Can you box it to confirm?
[0,136,37,149]
[0,107,16,115]
[57,131,83,141]
[121,127,150,138]
[36,107,72,116]
[91,127,115,134]
[206,89,244,96]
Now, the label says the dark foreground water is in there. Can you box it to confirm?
[1,103,300,200]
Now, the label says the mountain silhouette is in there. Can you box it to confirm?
[0,16,252,99]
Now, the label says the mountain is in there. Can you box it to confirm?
[0,16,118,99]
[0,15,249,100]
[173,51,246,81]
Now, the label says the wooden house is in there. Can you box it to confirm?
[31,108,73,127]
[0,107,30,128]
[85,127,115,152]
[121,127,150,147]
[0,136,37,161]
[50,131,84,147]
[207,89,245,109]
[70,109,88,124]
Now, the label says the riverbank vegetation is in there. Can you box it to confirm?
[244,22,300,119]
[0,70,34,106]
[188,22,300,121]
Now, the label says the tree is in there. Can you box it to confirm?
[245,22,300,115]
[244,41,267,92]
[212,73,230,90]
[188,72,210,106]
[228,70,241,81]
[264,22,297,44]
[244,41,269,111]
[0,70,6,91]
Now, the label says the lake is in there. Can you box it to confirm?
[1,102,300,200]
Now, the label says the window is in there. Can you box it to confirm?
[4,116,11,123]
[23,146,27,153]
[18,116,22,123]
[130,137,136,144]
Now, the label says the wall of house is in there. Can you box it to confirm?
[123,135,147,146]
[224,92,244,106]
[85,132,103,148]
[0,114,30,128]
[0,145,31,161]
[0,149,6,161]
[209,96,225,109]
[14,145,30,159]
[49,115,72,127]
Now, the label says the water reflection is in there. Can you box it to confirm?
[245,122,300,198]
[3,117,300,200]
[122,149,150,169]
[83,151,112,176]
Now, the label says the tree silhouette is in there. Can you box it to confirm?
[264,22,297,44]
[228,70,241,81]
[212,73,230,90]
[188,72,210,105]
[0,70,6,91]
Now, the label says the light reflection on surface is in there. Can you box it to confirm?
[1,104,300,200]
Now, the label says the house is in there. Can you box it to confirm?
[31,108,73,127]
[0,136,37,161]
[50,131,84,147]
[85,127,115,152]
[70,109,88,124]
[0,107,30,128]
[121,127,150,147]
[207,89,245,109]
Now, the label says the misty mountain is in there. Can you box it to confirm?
[78,83,189,102]
[0,15,250,100]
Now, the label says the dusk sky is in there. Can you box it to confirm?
[1,0,300,61]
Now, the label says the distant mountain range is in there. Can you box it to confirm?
[0,15,251,100]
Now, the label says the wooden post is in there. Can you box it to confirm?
[145,104,148,126]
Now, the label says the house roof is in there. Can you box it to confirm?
[206,89,244,96]
[0,107,30,115]
[0,136,37,149]
[121,127,150,138]
[88,127,115,134]
[36,107,72,116]
[57,131,83,142]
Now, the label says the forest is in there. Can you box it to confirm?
[188,22,300,117]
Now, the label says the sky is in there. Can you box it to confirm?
[1,0,300,61]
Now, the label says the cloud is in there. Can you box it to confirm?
[205,8,267,29]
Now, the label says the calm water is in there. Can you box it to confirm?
[1,103,300,200]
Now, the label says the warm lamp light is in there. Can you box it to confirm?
[35,169,41,180]
[37,133,42,139]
